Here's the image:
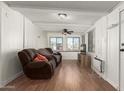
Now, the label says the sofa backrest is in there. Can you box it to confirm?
[38,48,51,55]
[18,49,37,66]
[23,49,37,61]
[18,51,30,66]
[45,48,53,54]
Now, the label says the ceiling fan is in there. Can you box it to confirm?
[62,29,74,35]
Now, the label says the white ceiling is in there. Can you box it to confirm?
[5,1,119,32]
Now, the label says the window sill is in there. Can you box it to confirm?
[55,50,80,52]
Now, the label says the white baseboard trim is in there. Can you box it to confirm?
[0,71,23,88]
[92,66,106,79]
[92,66,119,90]
[106,78,119,90]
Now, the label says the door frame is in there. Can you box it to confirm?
[119,9,124,91]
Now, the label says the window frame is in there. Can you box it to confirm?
[88,29,95,52]
[49,37,63,51]
[66,37,80,51]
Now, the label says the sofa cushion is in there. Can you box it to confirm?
[54,55,61,63]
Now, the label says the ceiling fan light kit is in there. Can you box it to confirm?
[58,13,67,19]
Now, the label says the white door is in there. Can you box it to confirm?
[120,10,124,91]
[107,26,119,89]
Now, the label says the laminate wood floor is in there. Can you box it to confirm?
[3,60,116,91]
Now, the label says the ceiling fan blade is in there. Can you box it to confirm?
[69,31,74,33]
[62,29,74,35]
[67,32,72,34]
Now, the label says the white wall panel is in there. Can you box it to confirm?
[0,7,2,84]
[90,17,107,75]
[120,8,124,91]
[24,17,47,49]
[107,26,119,89]
[0,2,48,87]
[0,4,23,83]
[85,9,119,89]
[60,52,79,60]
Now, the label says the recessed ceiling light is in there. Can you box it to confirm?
[58,13,67,19]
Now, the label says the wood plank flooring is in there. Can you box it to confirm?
[3,60,116,91]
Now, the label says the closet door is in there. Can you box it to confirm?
[107,26,119,89]
[120,10,124,91]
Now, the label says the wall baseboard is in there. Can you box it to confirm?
[106,78,119,90]
[0,71,23,88]
[92,66,119,90]
[92,66,106,78]
[62,59,77,61]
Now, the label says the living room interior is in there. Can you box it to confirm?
[0,1,124,91]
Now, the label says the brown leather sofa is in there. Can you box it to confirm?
[45,48,62,66]
[18,48,62,79]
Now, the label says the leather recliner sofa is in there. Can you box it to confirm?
[45,48,62,66]
[18,48,62,79]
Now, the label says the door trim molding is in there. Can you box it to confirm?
[119,8,124,91]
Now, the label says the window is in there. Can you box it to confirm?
[82,35,85,44]
[88,29,95,52]
[67,37,80,51]
[49,37,63,50]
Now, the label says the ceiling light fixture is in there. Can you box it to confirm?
[58,13,67,19]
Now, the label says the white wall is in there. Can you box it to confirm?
[60,52,80,60]
[24,17,47,49]
[0,2,23,86]
[91,16,107,78]
[0,2,47,87]
[40,31,47,48]
[0,5,2,84]
[84,2,124,89]
[84,1,124,90]
[85,15,119,89]
[119,3,124,90]
[115,2,124,91]
[106,6,120,89]
[107,25,119,89]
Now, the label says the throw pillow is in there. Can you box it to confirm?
[33,53,48,62]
